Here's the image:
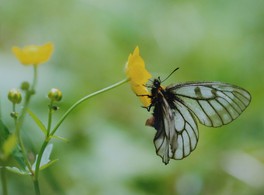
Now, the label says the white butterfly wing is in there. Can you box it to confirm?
[152,94,199,164]
[152,82,250,164]
[168,82,251,127]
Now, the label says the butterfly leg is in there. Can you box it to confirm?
[135,94,153,111]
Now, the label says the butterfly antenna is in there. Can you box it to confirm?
[161,67,180,83]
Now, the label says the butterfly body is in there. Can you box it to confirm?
[145,78,251,165]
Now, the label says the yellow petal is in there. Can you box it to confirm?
[132,84,151,107]
[38,42,54,63]
[125,46,151,85]
[12,42,54,65]
[125,47,152,107]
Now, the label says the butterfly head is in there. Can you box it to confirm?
[153,77,162,89]
[151,67,179,90]
[150,77,164,98]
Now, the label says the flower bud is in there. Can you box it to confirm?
[20,81,30,91]
[48,88,62,102]
[8,89,22,104]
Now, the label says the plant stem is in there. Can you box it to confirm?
[46,101,54,136]
[14,113,34,176]
[32,100,54,189]
[13,104,34,176]
[33,178,40,195]
[34,140,49,181]
[15,66,38,176]
[1,166,8,195]
[50,78,129,136]
[32,78,128,195]
[33,99,54,186]
[19,65,38,123]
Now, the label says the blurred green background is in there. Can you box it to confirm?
[0,0,264,194]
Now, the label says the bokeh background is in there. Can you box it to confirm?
[0,0,264,194]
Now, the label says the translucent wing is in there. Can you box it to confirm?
[167,82,251,127]
[151,94,199,164]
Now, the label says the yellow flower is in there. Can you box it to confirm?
[12,42,54,65]
[125,47,152,107]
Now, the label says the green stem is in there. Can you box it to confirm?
[33,78,128,195]
[13,104,34,176]
[1,166,8,195]
[31,65,38,92]
[33,178,40,195]
[50,78,129,136]
[19,65,38,123]
[14,112,34,176]
[46,101,54,136]
[34,101,53,181]
[14,66,38,176]
[34,140,49,179]
[33,100,54,190]
[33,138,49,195]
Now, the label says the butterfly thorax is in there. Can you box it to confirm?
[150,79,162,96]
[150,79,177,110]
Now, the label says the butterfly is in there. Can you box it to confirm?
[144,68,251,164]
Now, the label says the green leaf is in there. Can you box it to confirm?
[3,166,31,175]
[12,146,27,170]
[32,144,53,171]
[2,134,17,158]
[0,119,10,147]
[0,119,26,169]
[51,135,69,142]
[40,159,58,170]
[27,109,47,135]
